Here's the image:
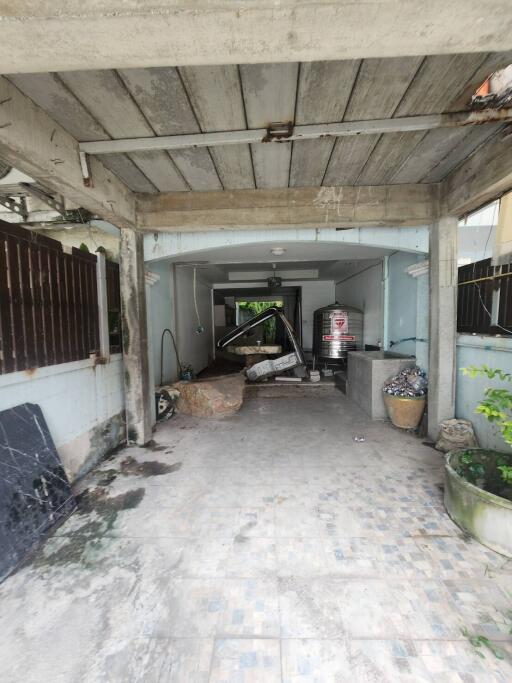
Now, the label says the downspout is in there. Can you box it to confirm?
[382,256,390,350]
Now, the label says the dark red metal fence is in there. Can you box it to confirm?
[106,259,122,353]
[0,220,121,374]
[458,257,512,335]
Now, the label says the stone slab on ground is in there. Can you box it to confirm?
[172,373,246,418]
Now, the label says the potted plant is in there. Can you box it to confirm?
[444,365,512,557]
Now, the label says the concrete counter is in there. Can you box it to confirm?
[347,350,415,419]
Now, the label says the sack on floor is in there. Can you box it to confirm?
[435,418,479,452]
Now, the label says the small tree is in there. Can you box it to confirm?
[462,366,512,447]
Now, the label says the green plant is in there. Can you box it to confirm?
[455,450,485,484]
[497,464,512,484]
[237,300,283,343]
[461,366,512,481]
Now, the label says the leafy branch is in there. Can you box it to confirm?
[461,365,512,450]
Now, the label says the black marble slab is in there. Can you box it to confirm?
[0,403,76,582]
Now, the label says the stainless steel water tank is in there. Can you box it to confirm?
[313,303,363,361]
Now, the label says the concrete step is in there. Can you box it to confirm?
[245,378,342,399]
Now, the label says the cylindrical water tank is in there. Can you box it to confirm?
[313,303,363,361]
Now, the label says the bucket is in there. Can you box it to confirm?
[383,392,426,429]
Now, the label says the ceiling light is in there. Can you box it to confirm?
[270,247,286,256]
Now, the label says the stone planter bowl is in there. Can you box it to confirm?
[445,448,512,558]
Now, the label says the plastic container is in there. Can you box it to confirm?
[383,392,426,429]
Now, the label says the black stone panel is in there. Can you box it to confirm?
[0,403,76,581]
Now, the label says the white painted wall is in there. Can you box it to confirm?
[456,335,512,451]
[335,262,383,347]
[0,356,124,482]
[175,266,214,377]
[387,252,419,357]
[282,280,335,352]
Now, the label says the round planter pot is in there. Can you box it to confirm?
[445,448,512,558]
[382,393,426,429]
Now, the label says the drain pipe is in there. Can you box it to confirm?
[382,256,390,350]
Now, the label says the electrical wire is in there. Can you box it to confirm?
[474,282,512,334]
[160,328,182,386]
[193,267,203,332]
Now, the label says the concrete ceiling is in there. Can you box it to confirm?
[7,51,512,194]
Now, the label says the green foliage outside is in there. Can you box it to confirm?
[237,300,283,343]
[461,365,512,488]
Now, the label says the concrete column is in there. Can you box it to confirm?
[428,216,458,440]
[120,228,152,445]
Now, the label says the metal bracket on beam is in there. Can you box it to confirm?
[0,195,28,220]
[79,150,92,187]
[78,107,512,156]
[19,182,65,215]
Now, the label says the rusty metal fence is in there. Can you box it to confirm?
[457,257,512,335]
[0,220,121,374]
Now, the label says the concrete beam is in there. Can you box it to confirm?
[120,228,153,445]
[1,2,512,74]
[443,128,512,216]
[428,216,457,440]
[0,77,135,229]
[137,184,438,232]
[80,109,512,155]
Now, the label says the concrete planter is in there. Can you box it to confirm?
[445,448,512,558]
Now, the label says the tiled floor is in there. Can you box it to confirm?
[1,395,511,682]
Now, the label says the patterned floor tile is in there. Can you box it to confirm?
[443,579,512,640]
[220,578,280,637]
[281,638,352,682]
[414,536,512,580]
[336,579,465,639]
[278,577,346,638]
[277,537,330,576]
[323,536,434,578]
[225,537,278,578]
[3,397,512,682]
[350,638,512,683]
[210,638,281,683]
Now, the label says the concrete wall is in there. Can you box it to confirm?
[388,252,419,357]
[0,356,124,482]
[175,266,214,377]
[287,280,335,351]
[335,262,383,347]
[456,335,512,451]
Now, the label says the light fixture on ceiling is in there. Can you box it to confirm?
[267,262,282,289]
[270,247,286,256]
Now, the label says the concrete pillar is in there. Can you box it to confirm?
[120,228,152,445]
[428,216,458,440]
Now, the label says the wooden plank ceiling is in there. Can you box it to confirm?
[8,51,512,194]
